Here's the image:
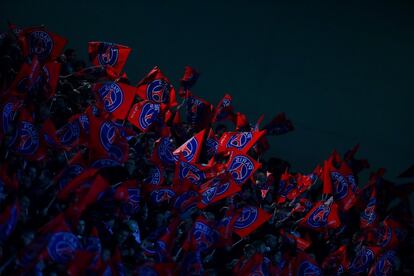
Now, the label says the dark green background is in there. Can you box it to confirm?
[2,0,413,181]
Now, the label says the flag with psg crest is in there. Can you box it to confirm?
[88,41,131,76]
[232,206,271,238]
[94,82,136,120]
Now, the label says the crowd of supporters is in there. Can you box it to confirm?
[0,24,413,275]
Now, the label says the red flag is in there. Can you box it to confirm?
[88,41,131,76]
[179,66,199,97]
[322,245,350,274]
[198,174,241,209]
[226,151,261,185]
[173,129,206,163]
[40,61,61,99]
[0,201,20,242]
[128,101,161,132]
[300,199,341,231]
[232,112,249,131]
[212,93,234,122]
[20,27,67,61]
[186,95,213,130]
[262,112,294,136]
[0,98,22,139]
[94,82,136,120]
[232,206,271,238]
[7,56,42,98]
[217,130,266,154]
[136,67,177,107]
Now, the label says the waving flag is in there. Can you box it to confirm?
[179,66,199,97]
[174,159,208,188]
[151,136,177,166]
[292,251,322,276]
[183,216,219,253]
[186,95,213,131]
[198,174,240,209]
[232,206,271,238]
[300,200,341,231]
[262,112,294,136]
[136,66,177,107]
[20,27,67,61]
[173,129,206,163]
[7,56,41,98]
[368,250,397,276]
[322,245,350,275]
[128,101,161,132]
[212,94,234,122]
[173,190,198,217]
[8,109,46,160]
[88,41,131,76]
[56,117,81,150]
[94,82,136,120]
[226,152,261,185]
[349,245,381,274]
[149,186,177,205]
[217,130,266,154]
[323,153,358,211]
[360,186,378,229]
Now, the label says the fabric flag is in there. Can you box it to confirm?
[0,201,20,243]
[173,190,198,218]
[360,186,378,229]
[136,66,177,107]
[262,112,294,136]
[292,251,322,276]
[186,95,213,131]
[144,164,165,186]
[349,245,381,274]
[94,82,136,120]
[216,207,239,247]
[183,216,219,253]
[300,199,341,231]
[114,180,141,216]
[368,250,397,276]
[217,130,266,154]
[156,218,181,261]
[233,253,270,276]
[212,94,234,122]
[280,229,312,251]
[226,151,261,185]
[375,219,406,251]
[8,109,46,160]
[232,206,271,238]
[7,56,41,98]
[20,27,67,62]
[57,168,98,201]
[128,101,161,132]
[88,112,129,163]
[88,41,131,76]
[179,66,199,97]
[174,158,209,189]
[151,136,177,167]
[37,61,61,99]
[198,174,241,209]
[204,128,218,159]
[232,112,250,131]
[149,186,177,205]
[323,153,358,211]
[56,116,81,150]
[173,129,206,163]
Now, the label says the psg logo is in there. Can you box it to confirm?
[99,121,116,151]
[78,114,89,132]
[16,122,39,155]
[349,247,375,273]
[233,207,258,230]
[297,261,322,276]
[193,221,218,251]
[179,162,205,186]
[201,182,230,204]
[139,102,160,130]
[57,122,80,146]
[98,44,119,66]
[98,82,124,113]
[361,197,376,225]
[331,172,349,200]
[307,204,330,228]
[146,79,169,103]
[28,31,53,60]
[158,138,177,165]
[47,232,82,264]
[145,166,162,185]
[228,155,254,184]
[227,132,252,150]
[374,251,395,275]
[181,137,198,162]
[205,137,218,156]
